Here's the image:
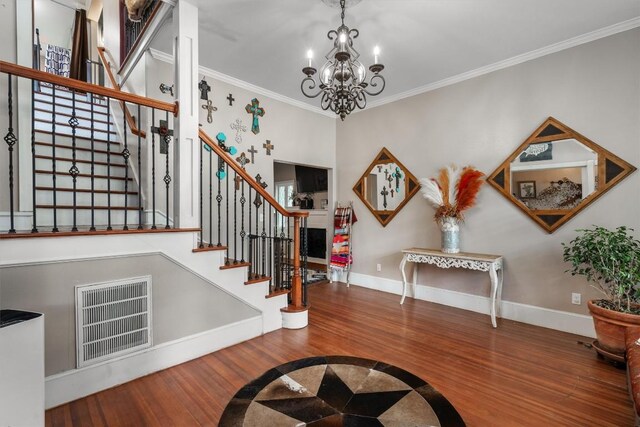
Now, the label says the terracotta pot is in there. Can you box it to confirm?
[588,299,640,356]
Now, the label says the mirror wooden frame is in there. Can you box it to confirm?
[353,147,420,227]
[487,117,636,233]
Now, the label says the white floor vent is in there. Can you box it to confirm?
[75,276,152,368]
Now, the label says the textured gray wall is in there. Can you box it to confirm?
[336,28,640,314]
[0,254,260,376]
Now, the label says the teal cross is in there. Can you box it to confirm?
[245,98,265,134]
[392,167,403,192]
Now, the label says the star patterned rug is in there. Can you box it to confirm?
[219,355,465,426]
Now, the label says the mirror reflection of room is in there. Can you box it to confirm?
[510,139,597,210]
[365,162,406,210]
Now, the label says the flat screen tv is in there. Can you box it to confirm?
[295,165,328,193]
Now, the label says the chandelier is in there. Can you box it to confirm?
[301,0,385,120]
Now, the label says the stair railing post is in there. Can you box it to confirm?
[291,215,303,308]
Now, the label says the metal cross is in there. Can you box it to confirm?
[387,174,394,187]
[390,189,395,198]
[263,140,274,156]
[248,145,258,164]
[202,100,217,123]
[230,119,247,144]
[227,93,235,106]
[255,173,268,190]
[380,186,389,209]
[236,152,250,169]
[234,174,243,191]
[392,167,403,192]
[253,174,268,208]
[245,98,265,134]
[377,165,383,173]
[150,119,173,155]
[198,78,211,101]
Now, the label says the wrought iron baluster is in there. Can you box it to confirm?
[248,187,252,278]
[137,104,142,230]
[89,95,95,231]
[240,180,246,261]
[163,111,170,229]
[255,192,259,275]
[29,79,38,233]
[268,206,273,290]
[208,143,213,247]
[150,109,156,229]
[69,90,79,232]
[302,217,309,306]
[233,171,237,262]
[4,74,16,233]
[226,163,230,265]
[122,105,130,230]
[106,99,112,230]
[287,217,291,293]
[216,156,222,245]
[51,85,58,232]
[198,138,204,248]
[261,201,266,277]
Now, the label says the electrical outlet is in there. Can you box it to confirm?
[572,293,581,305]
[376,263,382,272]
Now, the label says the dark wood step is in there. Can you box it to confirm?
[192,245,227,253]
[35,186,138,195]
[35,107,113,126]
[35,130,120,146]
[36,204,141,210]
[36,142,116,156]
[35,155,126,168]
[245,276,271,285]
[35,118,118,135]
[267,289,290,299]
[0,227,200,239]
[36,170,134,181]
[220,259,251,270]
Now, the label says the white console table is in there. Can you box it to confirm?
[399,248,504,327]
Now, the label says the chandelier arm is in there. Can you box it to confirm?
[349,28,359,40]
[351,86,366,109]
[362,74,386,96]
[301,76,324,98]
[327,30,338,41]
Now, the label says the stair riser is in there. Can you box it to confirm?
[35,132,122,151]
[36,191,136,207]
[34,100,111,123]
[35,89,109,109]
[36,174,132,192]
[34,121,116,142]
[35,158,127,178]
[36,144,119,163]
[33,209,143,229]
[34,110,112,133]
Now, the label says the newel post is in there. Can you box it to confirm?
[291,215,303,308]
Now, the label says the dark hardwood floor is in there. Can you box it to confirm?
[46,282,635,426]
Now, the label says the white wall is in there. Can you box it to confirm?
[34,0,76,50]
[336,28,640,315]
[0,0,17,212]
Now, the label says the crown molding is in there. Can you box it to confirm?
[362,17,640,112]
[148,48,336,119]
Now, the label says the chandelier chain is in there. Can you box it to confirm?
[340,0,345,25]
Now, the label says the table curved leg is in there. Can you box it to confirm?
[489,263,499,328]
[399,255,409,305]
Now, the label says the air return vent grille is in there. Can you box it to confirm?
[75,276,152,368]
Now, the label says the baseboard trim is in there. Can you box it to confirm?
[0,211,33,233]
[348,272,595,338]
[44,315,263,409]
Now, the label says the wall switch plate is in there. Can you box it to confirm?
[572,293,581,305]
[376,263,381,272]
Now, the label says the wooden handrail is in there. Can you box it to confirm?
[96,47,146,138]
[0,60,177,115]
[199,129,308,219]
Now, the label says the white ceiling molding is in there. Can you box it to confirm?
[361,17,640,113]
[148,49,336,119]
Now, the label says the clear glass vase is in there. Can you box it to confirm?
[440,216,460,253]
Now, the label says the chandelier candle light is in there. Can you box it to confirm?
[301,0,386,120]
[420,165,485,253]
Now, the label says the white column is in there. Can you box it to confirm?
[172,0,199,228]
[16,0,33,213]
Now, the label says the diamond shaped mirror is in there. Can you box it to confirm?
[488,117,636,233]
[353,147,420,227]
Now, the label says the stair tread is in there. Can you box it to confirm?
[0,227,200,239]
[220,259,251,270]
[36,142,118,156]
[36,204,141,210]
[35,98,109,115]
[245,276,271,285]
[192,246,227,253]
[266,289,291,299]
[35,130,120,145]
[35,155,126,168]
[36,170,134,181]
[34,107,113,126]
[35,186,138,195]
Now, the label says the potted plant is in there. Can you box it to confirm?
[562,225,640,359]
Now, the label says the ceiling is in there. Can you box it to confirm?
[151,0,640,112]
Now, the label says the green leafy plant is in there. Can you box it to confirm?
[562,226,640,313]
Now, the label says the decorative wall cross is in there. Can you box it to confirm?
[386,174,393,187]
[253,174,268,208]
[390,189,395,198]
[202,100,217,123]
[236,152,250,169]
[263,140,274,155]
[245,98,265,134]
[377,165,383,173]
[384,169,389,180]
[380,186,389,209]
[234,174,243,191]
[198,78,211,101]
[230,119,247,144]
[255,174,268,190]
[392,167,403,192]
[227,93,235,106]
[151,119,173,154]
[159,83,174,96]
[248,145,258,164]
